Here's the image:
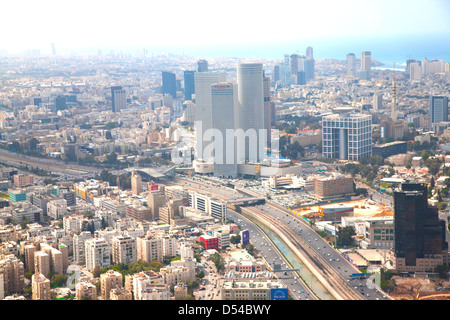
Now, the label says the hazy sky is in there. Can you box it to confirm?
[1,0,449,58]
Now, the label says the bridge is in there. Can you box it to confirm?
[124,166,175,180]
[226,197,266,206]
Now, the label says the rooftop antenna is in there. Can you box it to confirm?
[391,62,398,121]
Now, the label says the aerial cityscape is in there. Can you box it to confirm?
[1,0,450,306]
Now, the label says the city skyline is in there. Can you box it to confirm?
[1,0,450,62]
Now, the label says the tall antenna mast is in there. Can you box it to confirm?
[391,62,398,121]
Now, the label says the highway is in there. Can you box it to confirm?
[226,210,318,300]
[0,148,102,177]
[173,175,391,300]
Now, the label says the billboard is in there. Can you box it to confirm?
[240,229,250,246]
[150,184,159,191]
[271,288,288,300]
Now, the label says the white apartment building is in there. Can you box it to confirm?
[128,271,169,300]
[47,199,67,219]
[136,235,163,263]
[64,215,84,233]
[160,265,194,287]
[111,235,137,265]
[84,238,111,271]
[73,231,92,265]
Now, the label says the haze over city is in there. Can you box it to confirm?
[1,0,450,61]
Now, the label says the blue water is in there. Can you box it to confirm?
[175,33,450,64]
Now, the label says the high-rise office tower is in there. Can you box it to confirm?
[183,70,196,101]
[198,59,208,72]
[430,96,449,126]
[210,82,238,178]
[162,71,177,99]
[297,71,306,85]
[405,59,416,77]
[273,65,281,83]
[290,54,300,80]
[305,47,315,81]
[304,57,315,81]
[347,53,356,76]
[236,62,266,163]
[393,182,448,272]
[281,54,291,86]
[111,86,126,113]
[421,58,429,76]
[322,112,372,161]
[306,46,313,59]
[360,51,371,79]
[373,92,383,110]
[263,76,271,147]
[194,71,226,159]
[409,61,422,82]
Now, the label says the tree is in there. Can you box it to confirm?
[434,264,449,279]
[421,150,429,161]
[336,226,355,248]
[28,137,40,151]
[51,274,68,288]
[230,235,241,245]
[211,252,225,272]
[92,265,102,278]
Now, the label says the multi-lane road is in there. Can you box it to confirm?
[226,210,317,300]
[174,176,391,300]
[0,148,100,177]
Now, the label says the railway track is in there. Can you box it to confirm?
[241,206,364,300]
[179,180,364,300]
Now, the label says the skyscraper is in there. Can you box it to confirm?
[305,47,315,81]
[111,86,126,113]
[281,54,291,86]
[197,59,208,72]
[273,65,281,83]
[409,61,422,82]
[430,96,449,126]
[347,53,356,77]
[359,51,371,79]
[290,54,300,80]
[373,92,383,111]
[183,70,195,101]
[162,71,177,99]
[304,57,315,82]
[393,182,448,272]
[263,76,271,147]
[237,62,266,163]
[210,82,238,177]
[322,112,372,161]
[194,71,226,159]
[306,46,313,59]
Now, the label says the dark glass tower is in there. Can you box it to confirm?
[162,71,177,99]
[394,182,448,267]
[197,59,208,72]
[183,70,195,101]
